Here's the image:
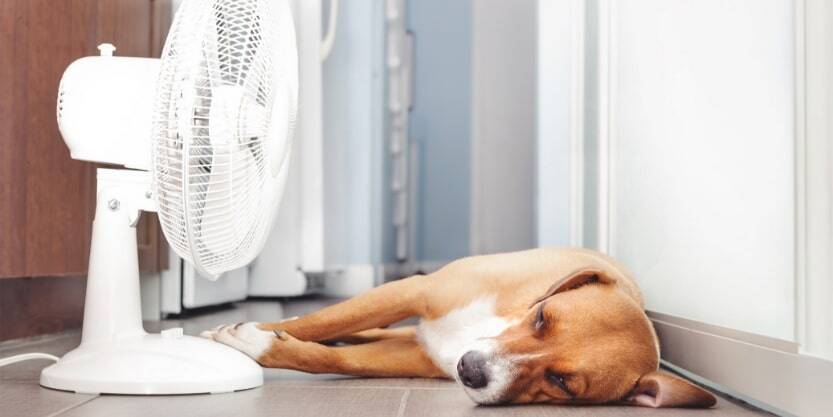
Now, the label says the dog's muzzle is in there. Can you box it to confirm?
[455,340,516,405]
[457,351,490,389]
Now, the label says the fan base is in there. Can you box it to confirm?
[40,332,263,395]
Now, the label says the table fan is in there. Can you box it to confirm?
[40,0,298,395]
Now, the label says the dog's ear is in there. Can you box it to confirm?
[530,268,616,306]
[622,371,716,408]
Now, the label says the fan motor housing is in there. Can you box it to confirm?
[57,56,160,170]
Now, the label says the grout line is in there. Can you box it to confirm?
[45,394,99,417]
[395,389,411,417]
[0,331,79,353]
[265,383,459,391]
[0,378,49,383]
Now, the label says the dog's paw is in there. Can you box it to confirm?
[204,322,276,362]
[258,329,318,369]
[199,324,225,339]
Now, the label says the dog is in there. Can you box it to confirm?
[202,247,716,408]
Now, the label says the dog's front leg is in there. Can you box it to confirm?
[203,275,430,348]
[322,326,417,345]
[259,276,429,342]
[205,322,443,377]
[259,331,446,378]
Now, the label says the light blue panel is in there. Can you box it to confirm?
[408,0,473,262]
[323,0,385,265]
[536,0,573,247]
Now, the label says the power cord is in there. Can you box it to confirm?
[0,353,60,368]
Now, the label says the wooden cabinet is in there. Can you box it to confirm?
[0,0,171,279]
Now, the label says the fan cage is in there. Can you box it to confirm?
[152,0,297,277]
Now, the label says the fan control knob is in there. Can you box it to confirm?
[97,43,116,57]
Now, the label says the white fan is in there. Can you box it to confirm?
[40,0,298,395]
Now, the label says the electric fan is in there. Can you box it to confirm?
[40,0,298,395]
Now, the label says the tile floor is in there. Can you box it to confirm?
[0,299,770,417]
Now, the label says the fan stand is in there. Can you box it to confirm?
[40,168,263,395]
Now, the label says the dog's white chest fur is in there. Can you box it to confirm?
[417,297,510,376]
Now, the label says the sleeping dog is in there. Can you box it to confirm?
[201,247,716,408]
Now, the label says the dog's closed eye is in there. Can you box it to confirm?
[545,371,574,398]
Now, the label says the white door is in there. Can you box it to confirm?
[603,0,796,341]
[538,0,833,415]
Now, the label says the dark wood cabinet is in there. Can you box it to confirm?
[0,0,171,279]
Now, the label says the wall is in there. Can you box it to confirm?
[595,0,796,341]
[536,0,576,247]
[470,0,537,255]
[407,0,473,263]
[322,0,385,268]
[804,0,833,360]
[407,0,538,263]
[582,0,602,251]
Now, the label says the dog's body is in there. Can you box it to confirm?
[204,248,716,408]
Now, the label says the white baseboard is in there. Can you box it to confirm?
[652,314,833,417]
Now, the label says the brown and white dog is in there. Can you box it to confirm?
[202,247,716,408]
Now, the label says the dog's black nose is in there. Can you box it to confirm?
[457,351,490,389]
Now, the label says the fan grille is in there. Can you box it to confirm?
[152,0,298,277]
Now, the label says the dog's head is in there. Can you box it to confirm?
[454,268,716,408]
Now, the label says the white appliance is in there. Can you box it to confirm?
[160,254,250,314]
[165,0,398,303]
[164,0,335,304]
[242,0,327,297]
[41,0,299,395]
[249,0,408,297]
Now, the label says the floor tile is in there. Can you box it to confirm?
[0,334,80,381]
[0,380,95,417]
[59,385,407,417]
[402,388,765,417]
[265,372,459,390]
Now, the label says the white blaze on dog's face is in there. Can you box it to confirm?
[418,297,515,404]
[448,270,717,408]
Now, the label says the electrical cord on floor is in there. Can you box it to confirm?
[0,353,59,368]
